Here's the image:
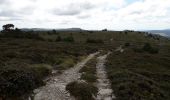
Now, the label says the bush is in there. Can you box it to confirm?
[88,31,93,33]
[86,38,104,43]
[143,43,152,52]
[149,48,159,54]
[106,69,166,100]
[102,29,107,31]
[66,81,98,100]
[80,66,95,74]
[124,42,130,47]
[133,48,144,53]
[143,43,159,54]
[124,31,128,35]
[0,68,43,98]
[133,43,159,54]
[80,58,97,83]
[58,58,76,70]
[48,39,53,42]
[115,80,165,100]
[0,30,45,41]
[81,73,97,83]
[30,64,52,79]
[56,35,62,42]
[63,36,74,42]
[106,52,168,100]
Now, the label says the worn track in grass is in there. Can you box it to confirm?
[33,52,99,100]
[96,52,116,100]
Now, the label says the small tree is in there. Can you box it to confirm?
[124,31,128,35]
[56,35,62,42]
[86,38,104,43]
[143,43,152,52]
[143,43,159,54]
[124,42,130,47]
[2,24,14,32]
[63,36,74,42]
[52,29,56,34]
[14,28,22,33]
[102,29,107,31]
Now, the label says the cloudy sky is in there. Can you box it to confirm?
[0,0,170,30]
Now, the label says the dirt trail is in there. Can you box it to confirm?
[115,45,124,53]
[96,52,115,100]
[33,52,99,100]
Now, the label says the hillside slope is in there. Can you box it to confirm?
[0,30,170,100]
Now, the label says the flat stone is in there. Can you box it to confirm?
[98,89,113,96]
[104,97,112,100]
[98,83,110,88]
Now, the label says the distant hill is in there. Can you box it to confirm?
[21,28,52,31]
[21,28,84,32]
[145,29,170,37]
[5,28,170,37]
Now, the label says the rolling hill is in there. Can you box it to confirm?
[146,29,170,37]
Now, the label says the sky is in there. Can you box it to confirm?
[0,0,170,30]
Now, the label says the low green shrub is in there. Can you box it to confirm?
[143,43,159,54]
[0,67,43,98]
[66,81,98,100]
[133,48,144,53]
[124,42,130,47]
[55,35,62,42]
[143,43,152,51]
[106,51,169,100]
[86,38,104,43]
[30,64,52,79]
[0,30,45,41]
[148,48,159,54]
[63,36,74,42]
[107,70,165,100]
[133,43,159,54]
[81,73,97,83]
[80,58,97,83]
[48,39,53,42]
[80,66,95,74]
[57,58,76,70]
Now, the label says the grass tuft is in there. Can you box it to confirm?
[66,81,98,100]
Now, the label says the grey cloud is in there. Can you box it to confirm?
[80,2,94,10]
[77,14,90,19]
[0,0,8,4]
[0,6,35,20]
[0,0,35,19]
[59,20,71,25]
[0,17,23,21]
[30,0,38,2]
[0,10,18,17]
[54,9,80,16]
[53,2,94,16]
[18,6,35,15]
[130,11,142,15]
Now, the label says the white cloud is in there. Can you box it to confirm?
[103,0,170,30]
[0,0,170,30]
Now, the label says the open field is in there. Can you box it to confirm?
[106,43,170,100]
[0,30,170,100]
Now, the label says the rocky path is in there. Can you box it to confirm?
[96,52,116,100]
[33,52,99,100]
